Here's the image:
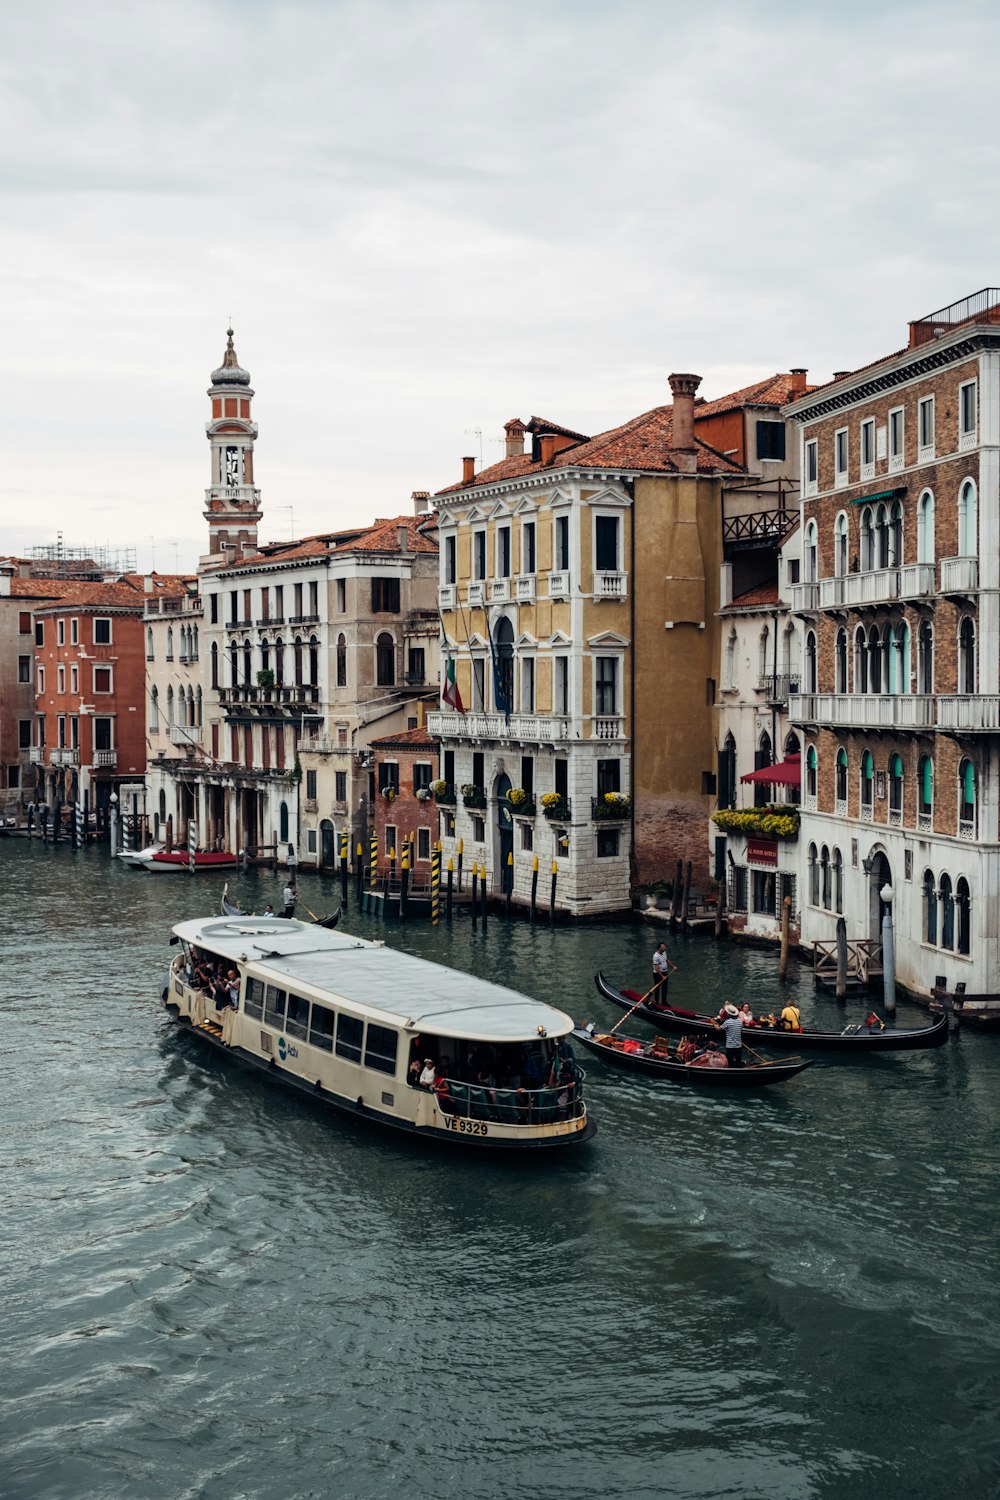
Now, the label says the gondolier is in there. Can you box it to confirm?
[719,1002,743,1068]
[652,942,676,1003]
[282,881,297,919]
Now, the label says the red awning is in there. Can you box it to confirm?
[740,753,801,787]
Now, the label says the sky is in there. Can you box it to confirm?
[2,0,998,574]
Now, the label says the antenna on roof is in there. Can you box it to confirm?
[465,427,483,466]
[274,505,295,540]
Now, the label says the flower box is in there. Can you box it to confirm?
[541,797,572,822]
[462,788,487,810]
[591,794,630,821]
[710,806,799,840]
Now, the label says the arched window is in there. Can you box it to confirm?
[167,684,174,726]
[166,626,174,662]
[243,639,252,687]
[918,620,934,694]
[805,521,818,583]
[876,503,890,569]
[259,638,270,676]
[889,500,903,567]
[923,869,938,945]
[293,635,303,686]
[868,624,882,693]
[782,623,798,685]
[754,729,773,810]
[806,745,817,800]
[758,626,770,685]
[279,801,289,843]
[900,620,911,694]
[833,848,844,914]
[274,638,285,686]
[805,630,817,693]
[211,641,219,690]
[834,513,849,577]
[854,627,868,693]
[836,746,848,806]
[721,732,737,810]
[376,631,395,686]
[860,749,874,817]
[229,643,239,688]
[918,754,934,826]
[958,480,977,556]
[808,843,819,907]
[494,617,514,710]
[784,732,800,806]
[146,626,154,661]
[725,629,737,689]
[959,759,976,836]
[196,685,203,727]
[917,489,935,563]
[956,877,971,956]
[150,685,159,733]
[889,753,903,824]
[336,633,347,688]
[309,635,319,687]
[192,624,199,660]
[940,873,955,951]
[959,617,976,695]
[835,629,848,693]
[886,622,901,694]
[860,507,874,571]
[820,845,831,909]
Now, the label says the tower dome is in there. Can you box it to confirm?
[210,327,251,388]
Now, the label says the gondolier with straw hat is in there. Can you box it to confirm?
[718,1002,744,1068]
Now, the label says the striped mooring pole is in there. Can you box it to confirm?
[431,843,441,926]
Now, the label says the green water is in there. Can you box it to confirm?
[2,841,998,1498]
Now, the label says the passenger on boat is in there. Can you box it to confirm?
[719,1003,744,1067]
[780,1002,802,1032]
[739,1001,754,1026]
[226,969,240,1009]
[433,1071,452,1112]
[419,1058,436,1089]
[264,904,275,916]
[675,1037,697,1063]
[689,1043,728,1069]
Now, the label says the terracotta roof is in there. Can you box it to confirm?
[145,573,198,599]
[695,373,817,416]
[369,725,437,748]
[228,515,439,573]
[30,578,147,610]
[722,582,781,611]
[6,577,87,601]
[527,415,590,440]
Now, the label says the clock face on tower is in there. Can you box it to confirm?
[225,446,240,488]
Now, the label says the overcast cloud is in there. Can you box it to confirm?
[1,0,998,571]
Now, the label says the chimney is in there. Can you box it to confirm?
[397,524,409,554]
[411,490,430,515]
[144,573,155,593]
[0,565,12,597]
[668,372,702,473]
[462,455,476,484]
[789,368,808,395]
[504,417,526,458]
[833,370,850,382]
[539,433,558,464]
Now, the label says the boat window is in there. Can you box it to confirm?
[336,1013,363,1064]
[264,985,287,1028]
[364,1023,398,1076]
[286,993,310,1041]
[309,1004,335,1052]
[245,978,265,1020]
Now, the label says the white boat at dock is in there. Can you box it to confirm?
[163,915,596,1150]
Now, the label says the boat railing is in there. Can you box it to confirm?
[427,1074,588,1126]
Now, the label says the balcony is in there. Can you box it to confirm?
[490,580,510,603]
[226,618,253,632]
[723,508,798,550]
[791,694,935,730]
[515,575,535,601]
[940,556,979,595]
[816,563,935,610]
[467,581,486,606]
[428,711,573,744]
[548,570,570,598]
[593,571,627,599]
[756,674,800,705]
[93,750,117,769]
[937,696,1000,732]
[288,613,320,626]
[438,585,457,610]
[170,725,203,746]
[592,716,625,740]
[51,747,79,766]
[29,747,45,764]
[791,582,820,613]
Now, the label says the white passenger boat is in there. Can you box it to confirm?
[163,915,596,1150]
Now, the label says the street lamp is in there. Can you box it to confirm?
[109,791,119,859]
[880,882,896,1016]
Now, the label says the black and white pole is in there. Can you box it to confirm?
[189,819,198,876]
[881,882,896,1016]
[109,793,119,858]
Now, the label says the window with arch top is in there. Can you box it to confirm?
[376,632,396,687]
[835,746,848,805]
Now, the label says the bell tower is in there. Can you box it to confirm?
[204,328,263,560]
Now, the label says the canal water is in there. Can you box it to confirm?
[2,840,999,1499]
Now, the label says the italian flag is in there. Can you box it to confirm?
[442,655,465,713]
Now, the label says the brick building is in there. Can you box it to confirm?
[369,725,439,881]
[784,287,1000,1005]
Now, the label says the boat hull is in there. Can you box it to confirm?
[594,973,950,1052]
[144,851,239,873]
[163,1000,596,1149]
[572,1027,811,1088]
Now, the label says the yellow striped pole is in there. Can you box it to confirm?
[431,843,441,926]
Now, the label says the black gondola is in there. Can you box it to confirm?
[594,973,949,1053]
[312,906,342,930]
[572,1026,811,1089]
[220,885,244,916]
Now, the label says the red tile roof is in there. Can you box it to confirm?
[230,515,438,572]
[723,582,782,611]
[30,578,148,610]
[695,372,816,416]
[369,725,437,748]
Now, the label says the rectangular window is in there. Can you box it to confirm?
[209,593,219,624]
[36,666,44,693]
[521,823,533,851]
[305,769,317,800]
[834,429,848,485]
[472,658,486,711]
[522,522,536,574]
[18,611,31,634]
[520,755,534,794]
[473,531,486,580]
[243,588,252,622]
[888,408,904,470]
[93,618,111,644]
[860,418,875,476]
[444,750,455,785]
[57,619,65,646]
[730,866,748,912]
[364,1022,398,1075]
[555,515,570,571]
[371,577,400,613]
[597,758,621,795]
[309,580,318,616]
[336,1013,364,1064]
[18,656,30,684]
[472,751,484,788]
[18,720,31,749]
[57,715,66,749]
[309,1004,335,1052]
[918,396,935,454]
[756,421,786,461]
[35,621,44,646]
[93,667,112,693]
[385,823,397,857]
[497,526,511,578]
[93,717,112,751]
[70,716,79,749]
[336,578,346,612]
[36,715,45,747]
[960,380,977,441]
[378,761,399,794]
[70,618,78,645]
[804,439,818,493]
[57,666,65,693]
[595,515,620,571]
[554,758,568,799]
[294,583,303,618]
[285,993,310,1041]
[335,770,347,800]
[407,647,425,684]
[275,586,284,618]
[244,978,265,1020]
[597,828,620,858]
[413,761,433,793]
[417,828,431,861]
[555,657,569,715]
[444,536,456,584]
[264,984,287,1028]
[595,657,617,716]
[521,657,535,712]
[752,869,776,916]
[307,829,317,854]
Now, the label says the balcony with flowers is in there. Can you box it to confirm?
[540,792,572,822]
[506,787,537,818]
[431,779,456,805]
[591,792,630,821]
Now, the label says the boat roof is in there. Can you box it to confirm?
[173,916,574,1043]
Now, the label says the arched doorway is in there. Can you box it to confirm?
[320,818,336,869]
[867,849,892,944]
[494,772,513,891]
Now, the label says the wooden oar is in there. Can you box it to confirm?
[609,981,662,1035]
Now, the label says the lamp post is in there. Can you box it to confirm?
[880,882,896,1016]
[109,791,119,858]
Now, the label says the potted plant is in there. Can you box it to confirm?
[506,787,536,816]
[256,668,274,689]
[541,791,571,821]
[461,783,487,809]
[592,792,630,820]
[381,786,397,803]
[431,779,455,805]
[415,787,431,801]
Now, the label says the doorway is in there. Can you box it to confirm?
[494,772,513,892]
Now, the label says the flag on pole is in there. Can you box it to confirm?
[442,653,465,713]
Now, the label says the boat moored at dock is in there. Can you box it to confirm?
[163,916,595,1149]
